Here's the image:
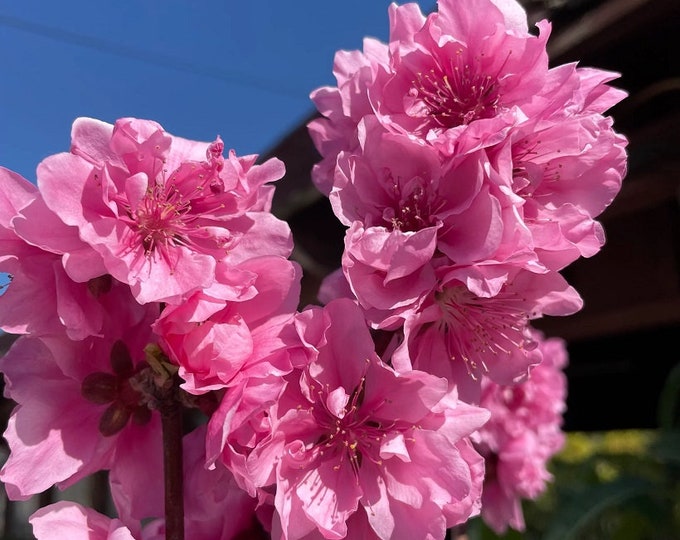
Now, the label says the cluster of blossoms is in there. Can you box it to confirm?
[310,0,627,405]
[0,116,300,538]
[0,0,626,538]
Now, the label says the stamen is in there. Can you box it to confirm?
[381,169,440,232]
[310,368,407,480]
[436,285,530,379]
[112,136,230,272]
[409,51,500,129]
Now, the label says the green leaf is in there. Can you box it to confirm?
[542,477,651,540]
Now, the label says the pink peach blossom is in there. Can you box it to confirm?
[0,167,67,335]
[339,221,439,329]
[0,167,126,340]
[246,299,489,540]
[153,255,302,394]
[308,37,390,196]
[309,0,552,189]
[37,117,292,305]
[490,63,628,270]
[376,0,551,154]
[309,0,627,285]
[0,322,164,526]
[474,328,568,533]
[391,267,580,403]
[325,120,546,328]
[206,374,289,499]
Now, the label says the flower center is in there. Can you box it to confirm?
[511,134,563,198]
[133,182,195,255]
[435,285,530,379]
[381,169,440,232]
[116,137,230,264]
[409,52,500,129]
[314,377,389,477]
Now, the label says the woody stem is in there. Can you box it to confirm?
[160,375,184,540]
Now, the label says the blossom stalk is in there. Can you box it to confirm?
[161,373,184,540]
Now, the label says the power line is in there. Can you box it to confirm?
[0,13,306,100]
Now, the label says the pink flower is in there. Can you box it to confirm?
[0,322,164,526]
[0,166,36,222]
[153,255,302,394]
[473,328,568,533]
[330,118,533,269]
[206,374,289,499]
[309,0,627,280]
[308,38,390,196]
[30,501,138,540]
[491,63,628,270]
[36,117,292,305]
[324,120,545,327]
[309,0,552,190]
[204,315,308,499]
[246,299,489,539]
[0,167,64,335]
[339,221,438,329]
[378,0,551,153]
[0,167,126,339]
[392,267,581,402]
[328,118,452,230]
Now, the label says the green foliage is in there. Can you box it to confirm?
[465,429,680,540]
[465,360,680,540]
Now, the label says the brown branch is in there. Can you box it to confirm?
[160,378,184,540]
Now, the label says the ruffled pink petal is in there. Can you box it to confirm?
[30,501,137,540]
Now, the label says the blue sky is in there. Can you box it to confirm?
[0,0,435,183]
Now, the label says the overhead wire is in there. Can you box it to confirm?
[0,13,306,100]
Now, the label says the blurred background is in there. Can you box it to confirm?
[1,0,679,538]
